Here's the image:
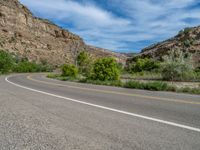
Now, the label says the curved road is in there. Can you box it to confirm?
[0,73,200,149]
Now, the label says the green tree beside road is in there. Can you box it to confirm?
[90,57,120,81]
[76,51,92,76]
[0,50,52,74]
[128,58,160,73]
[0,50,14,74]
[161,49,194,81]
[62,64,78,78]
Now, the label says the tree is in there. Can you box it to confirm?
[129,58,160,73]
[77,51,88,66]
[61,64,78,78]
[90,57,120,81]
[76,51,90,74]
[161,49,194,81]
[0,50,14,74]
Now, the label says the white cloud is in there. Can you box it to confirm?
[20,0,130,28]
[19,0,200,52]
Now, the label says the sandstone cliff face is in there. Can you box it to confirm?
[0,0,126,65]
[140,26,200,66]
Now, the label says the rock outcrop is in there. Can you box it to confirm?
[140,26,200,66]
[0,0,126,65]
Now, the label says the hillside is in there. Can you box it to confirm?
[140,26,200,66]
[0,0,126,66]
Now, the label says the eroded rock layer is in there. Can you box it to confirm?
[0,0,126,65]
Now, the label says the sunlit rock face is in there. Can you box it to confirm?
[140,26,200,67]
[0,0,126,66]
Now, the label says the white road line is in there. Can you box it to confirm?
[5,76,200,133]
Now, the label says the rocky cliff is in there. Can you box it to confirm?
[140,26,200,66]
[0,0,126,65]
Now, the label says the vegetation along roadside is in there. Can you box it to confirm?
[0,50,53,74]
[1,49,199,95]
[47,50,200,95]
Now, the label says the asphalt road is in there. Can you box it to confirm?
[0,73,200,150]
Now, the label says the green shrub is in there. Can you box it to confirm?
[47,73,80,81]
[131,71,162,79]
[177,87,200,95]
[57,76,75,81]
[162,63,194,81]
[129,58,160,73]
[194,68,200,80]
[90,57,120,81]
[124,80,145,89]
[117,62,124,72]
[195,67,200,72]
[80,79,123,87]
[61,64,78,78]
[76,51,93,76]
[0,50,14,74]
[13,61,51,73]
[0,50,53,74]
[183,39,192,47]
[183,27,192,34]
[144,82,169,91]
[13,61,36,72]
[47,73,59,79]
[161,49,194,81]
[124,80,175,91]
[77,51,89,66]
[177,30,184,37]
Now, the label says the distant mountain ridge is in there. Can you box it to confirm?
[140,26,200,66]
[0,0,126,65]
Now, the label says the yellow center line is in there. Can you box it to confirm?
[27,75,200,105]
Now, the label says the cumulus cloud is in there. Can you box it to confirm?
[20,0,130,27]
[19,0,200,52]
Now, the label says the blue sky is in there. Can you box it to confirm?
[19,0,200,53]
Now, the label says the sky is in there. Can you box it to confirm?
[19,0,200,53]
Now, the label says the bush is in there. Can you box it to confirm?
[0,50,53,74]
[47,73,80,81]
[0,50,14,74]
[57,76,68,81]
[13,61,52,73]
[177,30,184,37]
[195,67,200,72]
[183,27,192,34]
[194,68,200,80]
[90,57,120,81]
[129,58,160,73]
[61,64,78,78]
[162,63,195,81]
[131,71,162,79]
[161,49,194,81]
[178,87,200,95]
[183,39,192,47]
[117,62,124,72]
[124,80,175,91]
[47,73,59,79]
[124,80,145,89]
[76,51,92,76]
[144,82,169,91]
[77,51,89,66]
